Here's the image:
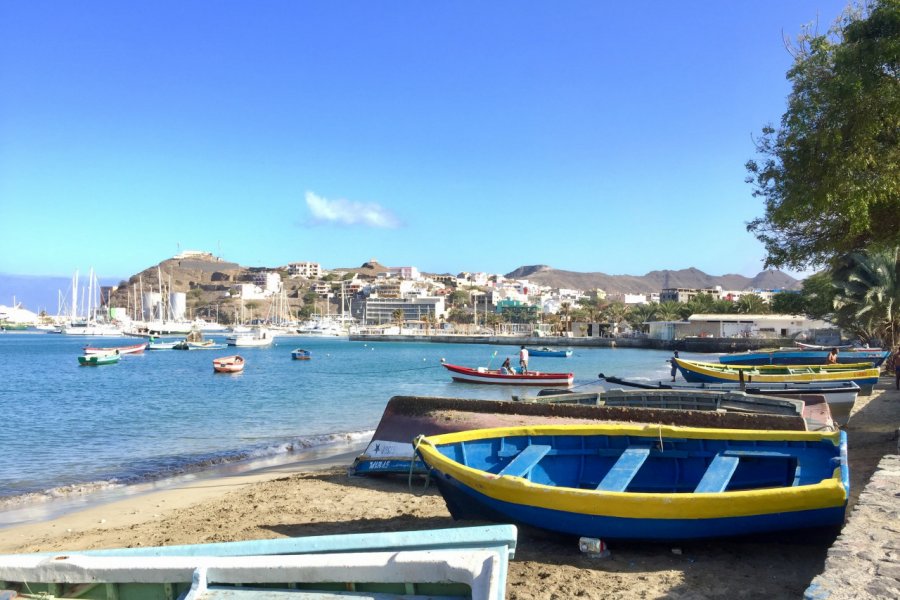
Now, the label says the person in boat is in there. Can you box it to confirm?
[519,346,529,374]
[669,350,679,381]
[500,357,513,374]
[826,348,839,364]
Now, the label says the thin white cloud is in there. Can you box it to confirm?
[304,191,401,228]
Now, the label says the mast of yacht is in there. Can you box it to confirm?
[71,269,79,320]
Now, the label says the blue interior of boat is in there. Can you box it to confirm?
[439,434,840,494]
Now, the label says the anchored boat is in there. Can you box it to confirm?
[673,357,879,395]
[213,355,245,373]
[442,363,573,386]
[415,424,849,541]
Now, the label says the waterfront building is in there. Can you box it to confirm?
[252,272,282,295]
[647,313,831,340]
[357,296,446,325]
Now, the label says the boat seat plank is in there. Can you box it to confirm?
[498,445,551,478]
[596,446,651,492]
[694,454,740,493]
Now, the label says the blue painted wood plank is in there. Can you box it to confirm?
[498,445,551,478]
[597,446,651,492]
[695,454,740,493]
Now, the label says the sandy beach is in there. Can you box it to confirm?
[2,381,897,600]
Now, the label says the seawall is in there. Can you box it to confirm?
[349,333,795,354]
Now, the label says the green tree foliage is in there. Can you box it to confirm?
[447,290,470,307]
[831,246,900,346]
[746,0,900,270]
[771,291,807,314]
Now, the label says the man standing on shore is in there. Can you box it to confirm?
[519,345,529,374]
[670,350,679,382]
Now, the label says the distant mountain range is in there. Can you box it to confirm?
[0,262,801,313]
[502,265,801,294]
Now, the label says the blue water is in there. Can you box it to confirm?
[0,333,704,517]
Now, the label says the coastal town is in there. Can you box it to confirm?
[0,250,839,348]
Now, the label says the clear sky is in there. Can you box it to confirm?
[0,0,850,282]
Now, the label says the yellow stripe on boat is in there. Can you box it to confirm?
[416,424,846,521]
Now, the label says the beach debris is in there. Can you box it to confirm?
[579,537,611,559]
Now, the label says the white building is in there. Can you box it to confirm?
[287,262,322,279]
[647,314,831,340]
[252,272,282,296]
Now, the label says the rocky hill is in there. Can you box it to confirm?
[503,265,800,294]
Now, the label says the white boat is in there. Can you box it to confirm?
[296,316,346,337]
[60,320,123,336]
[227,326,275,347]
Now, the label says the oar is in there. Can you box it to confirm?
[486,350,498,369]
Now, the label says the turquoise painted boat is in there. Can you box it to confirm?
[77,352,120,366]
[526,347,573,357]
[0,525,517,600]
[415,424,848,541]
[718,348,889,367]
[674,357,880,395]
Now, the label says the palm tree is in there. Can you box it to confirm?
[832,247,900,348]
[392,309,405,333]
[735,294,770,315]
[655,301,683,322]
[625,303,657,334]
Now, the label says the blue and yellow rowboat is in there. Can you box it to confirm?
[415,424,849,541]
[674,357,880,395]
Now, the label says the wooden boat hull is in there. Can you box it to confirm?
[719,349,889,367]
[0,525,517,600]
[84,343,147,355]
[213,355,244,373]
[442,363,573,386]
[526,347,572,357]
[416,424,848,541]
[599,375,858,426]
[674,358,878,395]
[351,395,819,477]
[77,353,120,366]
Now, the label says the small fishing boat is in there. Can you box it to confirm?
[291,348,311,360]
[674,357,879,395]
[226,326,274,347]
[173,340,227,350]
[525,347,573,357]
[213,355,244,373]
[598,374,860,426]
[350,394,820,477]
[148,339,179,350]
[415,424,849,541]
[78,352,120,366]
[442,362,573,386]
[718,347,889,367]
[0,524,516,600]
[83,342,148,355]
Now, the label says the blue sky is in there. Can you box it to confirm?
[1,1,850,287]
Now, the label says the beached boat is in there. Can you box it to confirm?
[83,342,148,355]
[213,355,245,373]
[598,374,860,426]
[291,348,311,360]
[674,357,879,395]
[350,394,822,477]
[415,424,849,541]
[525,347,573,357]
[226,326,274,347]
[0,524,517,600]
[442,362,573,386]
[718,347,890,367]
[78,352,120,366]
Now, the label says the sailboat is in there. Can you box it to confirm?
[60,269,123,336]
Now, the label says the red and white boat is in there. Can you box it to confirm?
[213,355,245,373]
[83,342,148,355]
[442,363,573,387]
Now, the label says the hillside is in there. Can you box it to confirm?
[503,265,801,294]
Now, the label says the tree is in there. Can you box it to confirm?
[831,246,900,347]
[448,290,470,307]
[801,272,839,321]
[392,309,405,332]
[771,291,807,314]
[625,303,657,332]
[746,0,900,270]
[734,294,770,315]
[655,302,683,322]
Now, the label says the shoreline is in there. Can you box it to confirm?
[0,439,369,534]
[2,382,896,598]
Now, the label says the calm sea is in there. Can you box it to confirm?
[0,332,712,526]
